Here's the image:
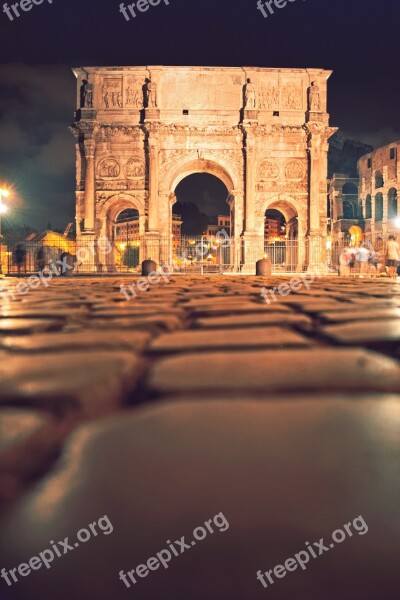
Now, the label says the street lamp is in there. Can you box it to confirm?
[0,188,10,276]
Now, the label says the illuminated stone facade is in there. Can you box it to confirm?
[71,66,336,271]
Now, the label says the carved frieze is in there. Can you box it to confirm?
[96,180,145,191]
[258,159,280,180]
[97,158,120,178]
[285,160,306,180]
[256,180,308,193]
[99,125,142,138]
[125,157,146,179]
[102,78,123,109]
[125,77,143,108]
[160,149,187,166]
[281,83,303,110]
[259,84,279,110]
[157,124,240,137]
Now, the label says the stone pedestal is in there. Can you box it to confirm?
[243,110,258,122]
[241,232,264,273]
[144,233,160,265]
[77,233,96,273]
[145,109,160,121]
[75,108,97,121]
[306,110,323,123]
[306,235,326,273]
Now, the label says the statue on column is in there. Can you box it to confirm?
[146,79,158,108]
[244,78,257,109]
[308,81,321,112]
[81,80,94,109]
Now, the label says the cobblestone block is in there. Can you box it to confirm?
[149,327,312,353]
[193,312,311,328]
[148,348,400,395]
[0,398,398,600]
[0,351,143,418]
[0,318,64,333]
[322,320,400,346]
[319,308,400,323]
[0,330,152,353]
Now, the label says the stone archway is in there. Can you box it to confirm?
[157,156,240,267]
[168,157,237,193]
[97,193,145,271]
[165,156,239,231]
[261,197,302,272]
[73,66,336,272]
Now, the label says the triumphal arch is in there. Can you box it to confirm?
[71,66,336,272]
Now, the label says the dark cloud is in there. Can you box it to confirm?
[0,64,75,229]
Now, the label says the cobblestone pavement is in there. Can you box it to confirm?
[0,275,399,600]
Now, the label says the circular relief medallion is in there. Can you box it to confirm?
[258,160,280,181]
[285,160,306,180]
[97,159,120,178]
[125,157,146,179]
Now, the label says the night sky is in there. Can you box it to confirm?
[0,0,399,230]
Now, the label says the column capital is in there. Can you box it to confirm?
[84,138,96,158]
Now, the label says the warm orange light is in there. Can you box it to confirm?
[0,188,9,214]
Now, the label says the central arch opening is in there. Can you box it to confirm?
[174,174,230,235]
[172,173,232,272]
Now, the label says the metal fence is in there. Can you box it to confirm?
[4,235,388,276]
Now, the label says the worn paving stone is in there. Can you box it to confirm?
[87,315,184,331]
[0,330,152,353]
[0,409,50,455]
[0,318,64,333]
[187,302,290,316]
[0,409,72,506]
[319,308,400,323]
[148,348,400,395]
[149,326,312,353]
[0,351,143,418]
[91,306,184,317]
[0,307,88,319]
[193,312,311,329]
[322,320,400,345]
[0,399,398,600]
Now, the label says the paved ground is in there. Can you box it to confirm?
[0,275,399,600]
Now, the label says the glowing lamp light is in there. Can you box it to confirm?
[0,188,9,214]
[395,217,400,229]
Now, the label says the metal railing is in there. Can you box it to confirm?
[4,235,392,276]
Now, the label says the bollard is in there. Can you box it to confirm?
[60,252,75,277]
[256,257,272,276]
[142,259,157,276]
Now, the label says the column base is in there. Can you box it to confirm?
[306,234,327,274]
[77,233,97,274]
[241,232,264,273]
[144,232,160,265]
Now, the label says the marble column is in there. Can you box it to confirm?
[306,127,327,270]
[83,138,96,233]
[244,135,256,234]
[148,143,159,233]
